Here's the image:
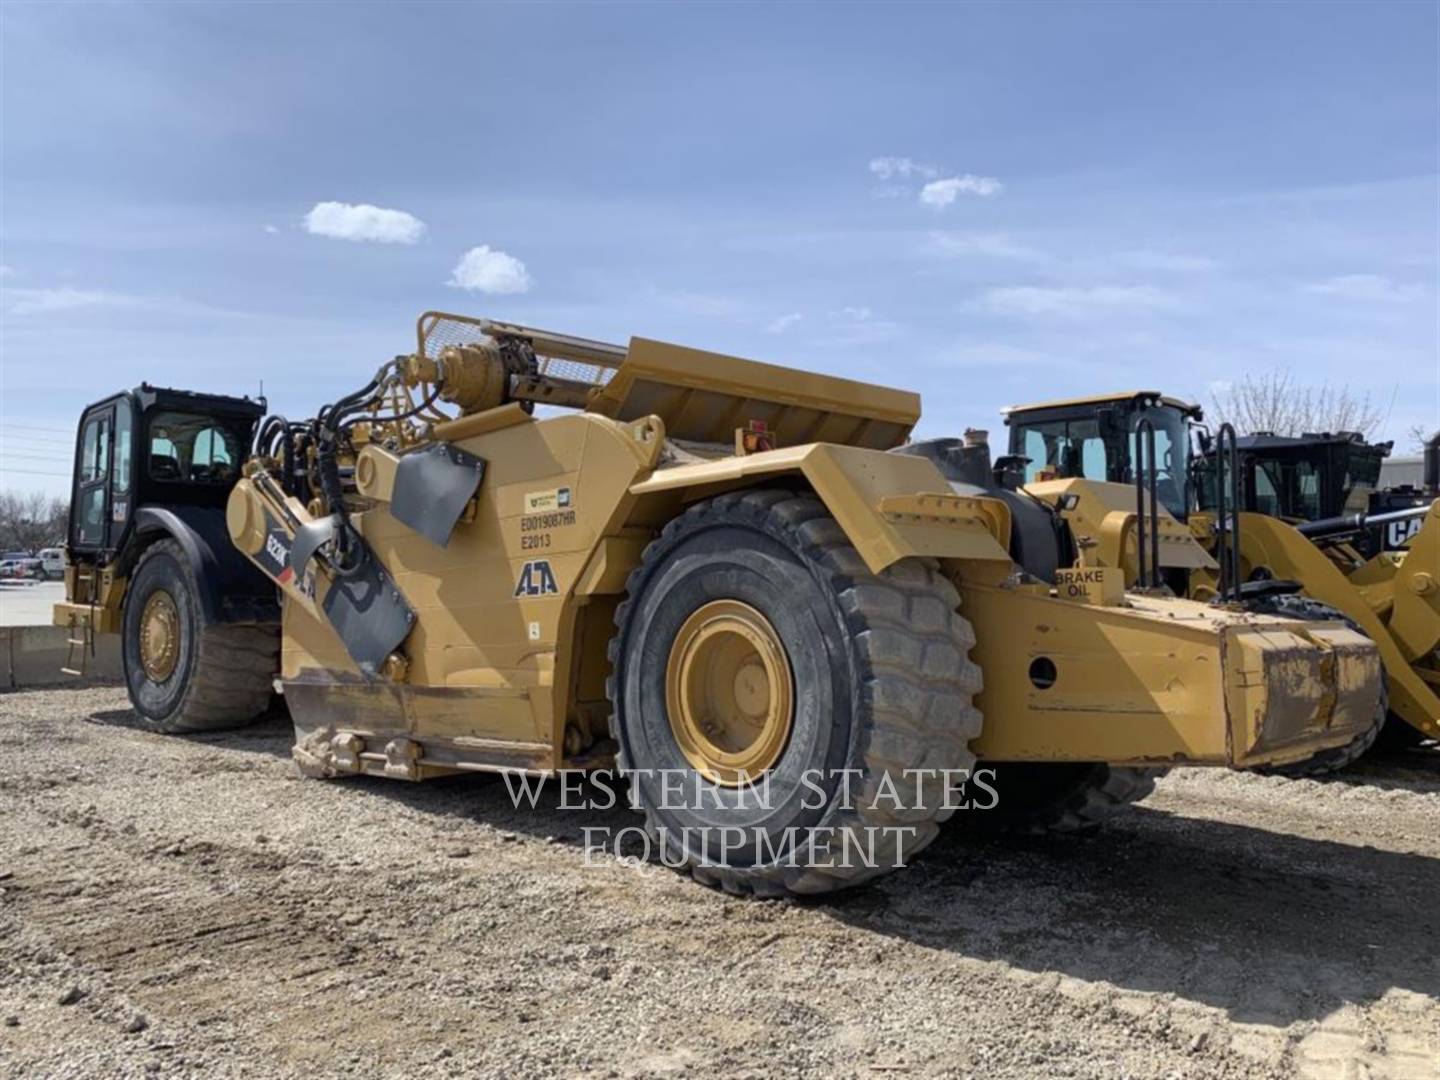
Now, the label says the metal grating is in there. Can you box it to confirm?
[417,312,622,388]
[418,313,491,360]
[534,355,616,386]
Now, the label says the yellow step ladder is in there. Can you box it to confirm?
[60,567,98,677]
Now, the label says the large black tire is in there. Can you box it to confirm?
[1250,594,1387,777]
[954,763,1165,833]
[122,539,278,733]
[607,489,982,897]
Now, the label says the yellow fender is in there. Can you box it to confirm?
[1387,501,1440,666]
[628,442,1013,574]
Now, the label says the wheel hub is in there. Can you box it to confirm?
[666,600,794,786]
[139,589,181,682]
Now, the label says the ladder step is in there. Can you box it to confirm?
[60,668,84,676]
[66,638,86,646]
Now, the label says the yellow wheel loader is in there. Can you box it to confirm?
[1002,391,1439,775]
[57,317,1382,895]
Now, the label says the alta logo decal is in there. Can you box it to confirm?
[514,560,559,597]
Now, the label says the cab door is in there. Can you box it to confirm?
[70,396,138,558]
[70,404,114,553]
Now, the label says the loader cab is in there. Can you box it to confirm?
[1193,431,1390,523]
[1002,391,1202,520]
[68,385,266,563]
[1194,431,1399,555]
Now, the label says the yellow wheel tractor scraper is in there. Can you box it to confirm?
[58,315,1383,896]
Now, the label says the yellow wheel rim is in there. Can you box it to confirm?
[139,589,181,682]
[665,600,794,787]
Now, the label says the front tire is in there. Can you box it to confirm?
[122,539,278,732]
[608,490,983,897]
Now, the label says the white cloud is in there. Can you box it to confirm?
[869,156,938,181]
[2,287,140,316]
[836,306,872,321]
[263,224,280,235]
[977,285,1176,318]
[303,201,426,244]
[1301,274,1423,303]
[766,312,803,334]
[927,232,1045,262]
[448,246,533,294]
[919,175,1003,207]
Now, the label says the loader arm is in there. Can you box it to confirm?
[1207,510,1440,739]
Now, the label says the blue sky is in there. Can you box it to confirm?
[2,1,1436,497]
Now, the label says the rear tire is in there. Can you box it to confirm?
[122,539,278,733]
[953,763,1164,833]
[608,489,983,896]
[1375,714,1431,752]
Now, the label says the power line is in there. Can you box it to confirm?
[0,467,70,478]
[0,426,72,435]
[0,436,74,446]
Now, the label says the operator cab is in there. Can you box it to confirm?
[68,385,266,564]
[1194,431,1388,521]
[1194,430,1405,556]
[1002,391,1202,520]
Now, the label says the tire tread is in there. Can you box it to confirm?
[126,539,278,734]
[606,489,982,896]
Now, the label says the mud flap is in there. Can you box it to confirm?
[323,548,416,678]
[390,443,486,548]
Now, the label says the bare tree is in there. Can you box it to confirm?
[0,489,69,552]
[1208,368,1384,438]
[1407,423,1438,453]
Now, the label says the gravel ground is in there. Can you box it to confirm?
[1,686,1437,1079]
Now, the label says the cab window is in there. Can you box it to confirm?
[1020,419,1109,484]
[113,403,133,497]
[80,415,109,483]
[147,412,240,484]
[77,413,110,537]
[1254,462,1282,517]
[1253,458,1322,520]
[1127,409,1189,517]
[1295,462,1321,519]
